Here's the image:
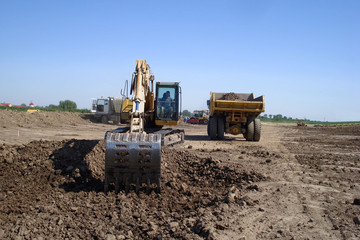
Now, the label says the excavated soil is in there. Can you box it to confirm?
[0,110,360,239]
[0,140,264,239]
[219,93,244,101]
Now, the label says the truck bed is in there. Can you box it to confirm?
[210,92,265,116]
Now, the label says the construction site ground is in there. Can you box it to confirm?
[0,109,359,239]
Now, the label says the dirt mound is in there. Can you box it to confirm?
[0,139,264,239]
[0,109,91,128]
[219,92,245,101]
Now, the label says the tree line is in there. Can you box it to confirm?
[259,114,310,122]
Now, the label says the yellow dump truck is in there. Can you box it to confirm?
[207,92,265,141]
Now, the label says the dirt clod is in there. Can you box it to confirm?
[219,92,245,101]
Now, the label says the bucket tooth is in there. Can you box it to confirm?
[146,177,151,194]
[115,177,120,193]
[156,176,161,193]
[136,177,140,194]
[104,175,109,192]
[125,175,130,193]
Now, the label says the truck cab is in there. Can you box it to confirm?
[96,98,110,114]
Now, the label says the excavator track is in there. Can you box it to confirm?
[104,132,161,193]
[154,128,185,147]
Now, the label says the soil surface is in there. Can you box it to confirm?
[1,110,359,239]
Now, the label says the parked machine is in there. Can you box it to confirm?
[207,92,265,141]
[297,120,307,127]
[187,110,209,124]
[93,97,124,124]
[104,60,184,193]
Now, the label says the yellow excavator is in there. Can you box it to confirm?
[104,60,184,193]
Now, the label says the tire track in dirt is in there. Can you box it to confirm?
[221,123,342,240]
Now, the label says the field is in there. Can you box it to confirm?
[0,109,359,239]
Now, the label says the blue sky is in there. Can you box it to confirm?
[1,0,359,121]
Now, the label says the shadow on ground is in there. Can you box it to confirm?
[50,139,104,192]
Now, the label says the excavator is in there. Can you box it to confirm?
[104,60,184,193]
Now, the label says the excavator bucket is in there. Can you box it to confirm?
[104,132,161,193]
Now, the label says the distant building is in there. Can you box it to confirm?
[0,103,24,108]
[30,102,34,108]
[0,103,12,107]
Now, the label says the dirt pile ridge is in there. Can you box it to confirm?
[0,109,92,128]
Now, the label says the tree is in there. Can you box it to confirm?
[59,100,77,110]
[273,114,283,120]
[182,110,191,117]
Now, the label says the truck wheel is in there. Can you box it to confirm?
[101,115,108,124]
[217,116,225,140]
[246,120,254,141]
[209,117,218,140]
[203,119,208,124]
[254,119,261,141]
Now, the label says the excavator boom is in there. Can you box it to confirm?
[104,60,162,193]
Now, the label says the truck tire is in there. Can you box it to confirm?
[254,118,261,141]
[246,120,254,141]
[209,117,218,140]
[217,116,225,140]
[101,115,108,124]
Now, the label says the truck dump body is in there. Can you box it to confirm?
[208,92,265,141]
[210,92,264,116]
[112,98,124,113]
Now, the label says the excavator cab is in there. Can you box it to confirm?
[155,82,180,125]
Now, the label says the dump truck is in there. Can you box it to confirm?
[207,92,265,141]
[93,97,124,124]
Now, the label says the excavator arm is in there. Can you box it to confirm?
[104,60,162,193]
[129,60,152,133]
